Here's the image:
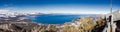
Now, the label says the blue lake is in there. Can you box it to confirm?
[27,14,90,24]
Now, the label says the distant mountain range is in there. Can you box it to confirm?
[0,12,43,18]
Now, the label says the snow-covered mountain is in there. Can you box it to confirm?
[0,11,43,18]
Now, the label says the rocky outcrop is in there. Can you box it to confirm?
[0,21,39,32]
[60,17,107,32]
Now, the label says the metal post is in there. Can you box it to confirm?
[110,0,113,32]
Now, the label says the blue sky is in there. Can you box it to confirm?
[0,0,120,14]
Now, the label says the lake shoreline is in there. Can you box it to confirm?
[0,14,107,32]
